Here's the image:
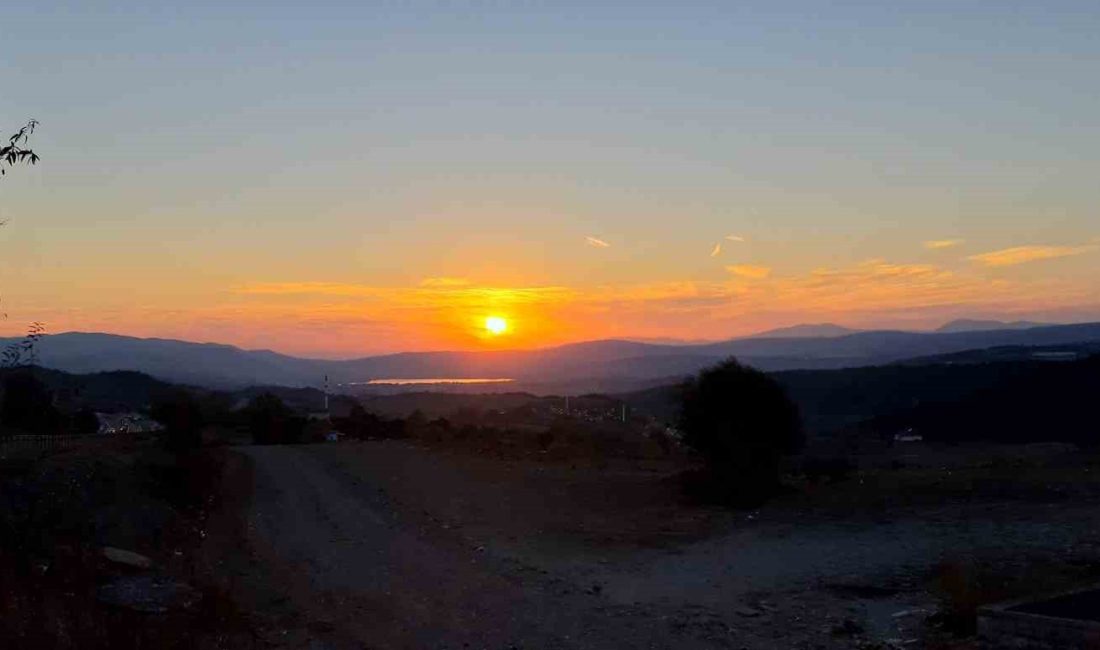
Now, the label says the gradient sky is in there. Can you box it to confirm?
[2,1,1099,357]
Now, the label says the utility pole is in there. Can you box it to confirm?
[323,375,330,420]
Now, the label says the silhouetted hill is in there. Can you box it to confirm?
[4,332,325,388]
[0,366,185,412]
[895,343,1100,366]
[620,349,1100,441]
[694,322,1100,364]
[863,354,1100,445]
[746,323,860,338]
[935,319,1047,333]
[6,322,1100,392]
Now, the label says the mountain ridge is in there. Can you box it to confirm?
[935,319,1047,333]
[5,320,1100,393]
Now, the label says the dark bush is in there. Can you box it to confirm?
[1,370,63,435]
[801,456,856,484]
[679,358,803,504]
[72,407,100,435]
[150,391,204,451]
[245,393,306,445]
[331,404,404,440]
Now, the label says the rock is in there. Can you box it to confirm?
[830,618,863,636]
[97,575,200,613]
[891,608,931,619]
[735,607,762,618]
[102,547,153,570]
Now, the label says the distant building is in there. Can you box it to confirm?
[893,427,923,443]
[1031,351,1079,361]
[96,412,164,435]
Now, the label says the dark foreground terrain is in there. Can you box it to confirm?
[196,440,1100,649]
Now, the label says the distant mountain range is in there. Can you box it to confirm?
[5,320,1099,394]
[934,319,1047,333]
[745,323,859,338]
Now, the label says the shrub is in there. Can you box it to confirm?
[679,358,803,504]
[801,456,856,484]
[245,393,306,445]
[150,391,204,451]
[0,370,63,435]
[72,407,100,435]
[331,404,404,440]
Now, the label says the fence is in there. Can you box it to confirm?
[0,433,87,452]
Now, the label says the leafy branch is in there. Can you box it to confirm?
[2,321,46,368]
[1,120,40,177]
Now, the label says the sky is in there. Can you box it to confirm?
[1,1,1099,357]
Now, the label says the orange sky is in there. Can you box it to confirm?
[3,250,1098,357]
[3,3,1100,356]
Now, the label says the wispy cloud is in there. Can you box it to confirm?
[235,282,386,297]
[725,234,746,242]
[726,264,772,279]
[968,244,1098,267]
[585,236,610,248]
[924,239,964,250]
[235,281,573,305]
[419,277,470,287]
[710,243,721,257]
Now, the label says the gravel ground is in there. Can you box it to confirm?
[216,441,1100,649]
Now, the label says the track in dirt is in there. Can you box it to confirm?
[240,444,696,649]
[230,443,1100,649]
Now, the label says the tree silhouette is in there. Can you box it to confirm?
[245,393,305,445]
[679,358,803,504]
[1,370,62,435]
[1,120,39,177]
[72,407,100,436]
[2,322,45,368]
[150,391,204,451]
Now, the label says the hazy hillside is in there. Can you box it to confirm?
[695,322,1100,363]
[746,323,860,338]
[7,321,1100,392]
[9,332,325,388]
[864,354,1100,445]
[0,367,184,413]
[935,319,1047,333]
[621,351,1100,441]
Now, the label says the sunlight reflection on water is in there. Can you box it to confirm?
[352,378,515,386]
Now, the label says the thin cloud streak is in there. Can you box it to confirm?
[585,236,611,248]
[924,239,964,249]
[710,243,721,257]
[419,277,471,287]
[726,264,772,279]
[725,235,746,242]
[968,244,1098,267]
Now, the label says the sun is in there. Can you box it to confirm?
[485,316,508,336]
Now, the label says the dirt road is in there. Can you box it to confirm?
[223,442,1100,649]
[239,444,697,649]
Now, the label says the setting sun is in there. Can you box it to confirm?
[485,316,508,336]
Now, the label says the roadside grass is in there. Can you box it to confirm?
[406,418,682,466]
[774,443,1100,521]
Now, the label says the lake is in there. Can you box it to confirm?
[353,378,515,386]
